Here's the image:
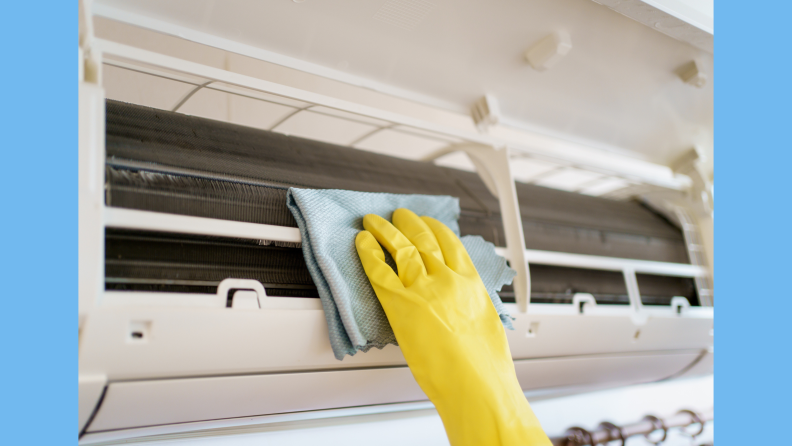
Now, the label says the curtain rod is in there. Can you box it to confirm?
[551,407,713,445]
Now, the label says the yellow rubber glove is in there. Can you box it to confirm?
[355,208,551,446]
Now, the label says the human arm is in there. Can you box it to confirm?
[355,208,551,446]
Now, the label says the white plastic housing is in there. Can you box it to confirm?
[78,31,713,442]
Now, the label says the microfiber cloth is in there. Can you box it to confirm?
[286,188,516,360]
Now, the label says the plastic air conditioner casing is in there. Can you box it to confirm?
[77,36,713,442]
[79,298,713,435]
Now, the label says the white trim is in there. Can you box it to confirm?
[79,83,106,324]
[641,305,714,319]
[503,300,713,318]
[624,268,644,318]
[106,208,703,279]
[105,207,302,243]
[495,247,707,278]
[102,292,224,308]
[102,291,325,311]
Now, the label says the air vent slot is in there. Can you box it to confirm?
[105,228,318,298]
[636,273,700,306]
[499,264,629,305]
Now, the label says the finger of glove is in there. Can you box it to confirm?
[363,214,427,287]
[421,216,477,277]
[355,231,405,295]
[392,208,445,273]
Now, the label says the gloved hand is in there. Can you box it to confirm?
[355,208,551,446]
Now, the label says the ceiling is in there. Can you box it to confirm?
[93,0,713,170]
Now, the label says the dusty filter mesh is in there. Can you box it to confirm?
[105,100,690,261]
[106,167,299,230]
[103,100,693,298]
[105,228,318,297]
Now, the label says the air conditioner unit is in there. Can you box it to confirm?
[78,42,713,444]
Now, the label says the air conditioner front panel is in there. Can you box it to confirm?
[79,307,406,381]
[79,99,713,436]
[89,366,427,432]
[675,349,713,378]
[79,306,712,381]
[87,351,701,432]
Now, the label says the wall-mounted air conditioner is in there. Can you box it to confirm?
[78,42,713,444]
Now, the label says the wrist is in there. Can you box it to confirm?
[431,379,549,446]
[402,336,550,445]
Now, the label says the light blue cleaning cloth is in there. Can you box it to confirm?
[286,188,516,360]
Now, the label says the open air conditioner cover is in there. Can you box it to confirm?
[79,101,711,438]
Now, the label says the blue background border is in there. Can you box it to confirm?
[0,0,788,443]
[1,0,75,443]
[718,1,791,444]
